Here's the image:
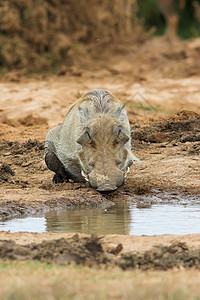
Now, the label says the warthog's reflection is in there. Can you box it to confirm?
[45,201,131,235]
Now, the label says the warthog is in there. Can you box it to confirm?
[45,89,138,191]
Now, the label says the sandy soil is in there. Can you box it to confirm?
[0,37,200,268]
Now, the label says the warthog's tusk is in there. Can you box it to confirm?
[124,167,130,179]
[81,170,89,182]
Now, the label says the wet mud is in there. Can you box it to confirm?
[0,234,199,271]
[118,241,200,271]
[132,110,200,145]
[0,109,200,219]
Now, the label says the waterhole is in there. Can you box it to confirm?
[0,193,200,235]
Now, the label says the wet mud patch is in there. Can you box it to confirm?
[0,139,44,156]
[0,139,45,188]
[0,163,15,183]
[0,235,107,267]
[118,242,200,271]
[0,235,199,271]
[132,110,200,144]
[0,139,44,185]
[0,187,113,221]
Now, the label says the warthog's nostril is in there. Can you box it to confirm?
[81,170,89,182]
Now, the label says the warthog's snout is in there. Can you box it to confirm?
[96,184,118,192]
[81,167,129,192]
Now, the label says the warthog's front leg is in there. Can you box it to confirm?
[45,150,71,184]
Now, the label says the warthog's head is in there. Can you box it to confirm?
[77,107,135,192]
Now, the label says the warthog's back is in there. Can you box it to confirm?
[68,89,122,115]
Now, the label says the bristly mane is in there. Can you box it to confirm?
[85,89,114,113]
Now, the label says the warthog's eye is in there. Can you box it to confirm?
[85,129,91,139]
[116,158,122,165]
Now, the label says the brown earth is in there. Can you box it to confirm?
[0,234,200,271]
[0,37,200,270]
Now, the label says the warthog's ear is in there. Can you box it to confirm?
[77,127,91,145]
[117,104,126,122]
[118,128,129,144]
[114,125,129,144]
[78,106,89,123]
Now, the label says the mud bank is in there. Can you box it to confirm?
[0,185,113,220]
[0,233,200,271]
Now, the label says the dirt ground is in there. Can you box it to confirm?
[0,234,200,271]
[0,37,200,272]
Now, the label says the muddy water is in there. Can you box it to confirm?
[1,198,200,235]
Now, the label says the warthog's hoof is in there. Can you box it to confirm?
[53,174,66,184]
